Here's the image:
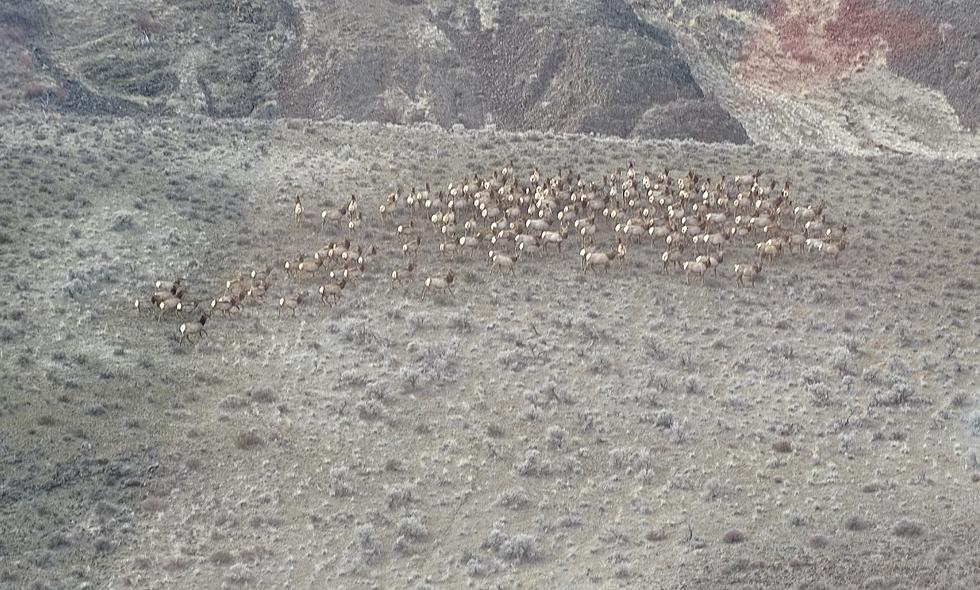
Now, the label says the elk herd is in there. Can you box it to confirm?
[134,162,846,344]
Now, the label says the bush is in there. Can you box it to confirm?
[498,534,538,563]
[683,375,705,395]
[967,411,980,437]
[807,382,833,406]
[872,381,915,407]
[246,387,277,403]
[830,347,856,375]
[546,426,566,449]
[397,515,428,540]
[233,429,264,450]
[609,447,654,474]
[842,515,871,531]
[385,483,416,509]
[328,466,355,497]
[772,439,793,453]
[354,524,383,566]
[23,82,65,103]
[891,520,924,538]
[1,0,48,34]
[496,487,529,509]
[109,210,135,232]
[514,449,551,477]
[654,409,674,429]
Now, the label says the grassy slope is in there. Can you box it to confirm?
[0,113,978,588]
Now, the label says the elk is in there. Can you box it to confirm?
[177,314,208,345]
[293,194,304,227]
[421,271,455,300]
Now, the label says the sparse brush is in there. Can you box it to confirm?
[233,429,264,450]
[498,534,539,563]
[772,439,793,453]
[496,487,529,509]
[546,426,566,450]
[246,387,277,404]
[806,382,833,407]
[354,399,388,422]
[353,524,383,566]
[385,483,416,509]
[967,411,980,436]
[683,375,705,395]
[328,466,355,497]
[644,528,668,542]
[485,422,505,438]
[830,346,856,375]
[872,381,916,408]
[842,515,872,531]
[701,478,728,502]
[609,447,654,474]
[802,367,832,385]
[513,449,551,477]
[808,534,830,549]
[891,520,924,538]
[397,515,428,540]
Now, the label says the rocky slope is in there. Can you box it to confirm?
[5,0,980,154]
[1,0,747,142]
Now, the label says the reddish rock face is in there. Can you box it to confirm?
[740,0,941,90]
[739,0,980,130]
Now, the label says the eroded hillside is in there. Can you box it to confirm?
[5,0,980,154]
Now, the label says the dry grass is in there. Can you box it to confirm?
[1,113,978,590]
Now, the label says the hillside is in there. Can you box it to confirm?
[2,1,980,588]
[3,0,980,153]
[0,112,978,588]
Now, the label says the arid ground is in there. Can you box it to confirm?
[2,0,980,588]
[0,112,978,589]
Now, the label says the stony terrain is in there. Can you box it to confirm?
[0,111,978,589]
[3,0,980,153]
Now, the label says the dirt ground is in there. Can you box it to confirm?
[0,112,978,589]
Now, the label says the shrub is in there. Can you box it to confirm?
[830,347,855,375]
[967,411,980,437]
[842,515,871,531]
[328,466,355,497]
[109,209,135,231]
[1,0,48,34]
[354,524,383,566]
[654,409,674,429]
[246,387,277,403]
[496,487,529,509]
[644,528,668,542]
[233,430,264,450]
[23,82,65,104]
[891,520,924,538]
[684,375,705,395]
[499,534,538,563]
[872,382,915,407]
[805,381,834,407]
[808,534,830,549]
[772,439,793,453]
[546,426,566,450]
[385,483,416,509]
[396,515,428,540]
[514,449,551,477]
